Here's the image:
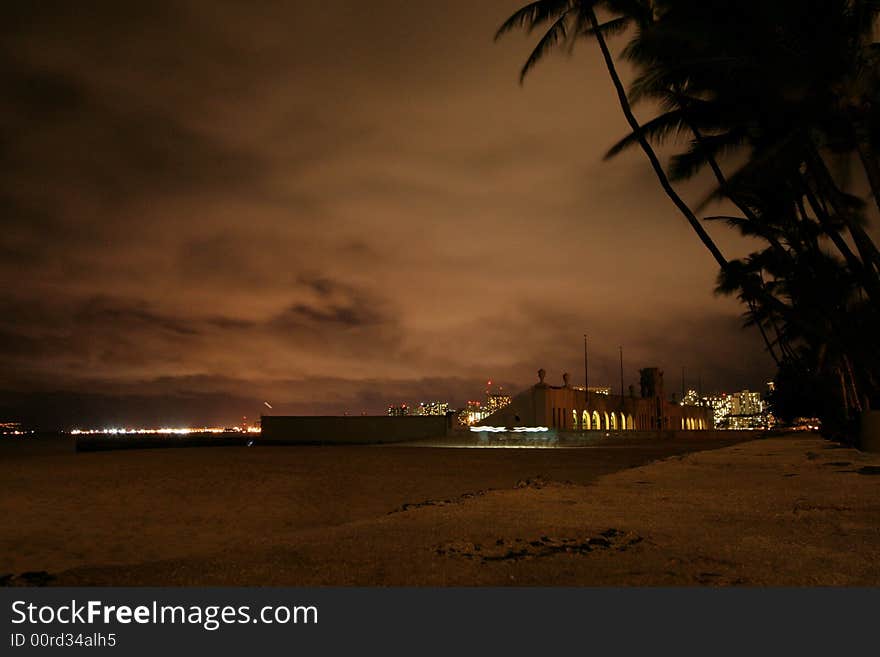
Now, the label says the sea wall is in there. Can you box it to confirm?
[260,415,452,444]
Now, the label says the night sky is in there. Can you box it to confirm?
[1,1,773,428]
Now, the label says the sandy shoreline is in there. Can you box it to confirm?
[2,433,878,585]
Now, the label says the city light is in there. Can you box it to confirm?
[68,426,261,436]
[415,401,450,416]
[571,385,612,395]
[469,426,549,433]
[702,389,770,429]
[0,422,32,436]
[386,404,410,417]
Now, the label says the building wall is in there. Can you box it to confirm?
[260,415,451,444]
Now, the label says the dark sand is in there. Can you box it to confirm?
[2,433,879,585]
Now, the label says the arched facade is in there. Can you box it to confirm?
[482,368,713,433]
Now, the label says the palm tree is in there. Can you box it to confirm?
[610,0,880,286]
[496,1,787,377]
[495,0,728,268]
[496,0,880,425]
[623,0,880,417]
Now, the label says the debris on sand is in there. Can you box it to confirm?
[515,476,549,489]
[434,529,644,563]
[1,571,56,587]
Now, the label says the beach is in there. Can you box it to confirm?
[2,433,879,586]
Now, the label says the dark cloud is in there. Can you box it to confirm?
[74,297,201,337]
[274,303,381,329]
[271,277,386,329]
[0,1,776,428]
[1,64,265,205]
[2,64,87,120]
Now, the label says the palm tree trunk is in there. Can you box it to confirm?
[843,354,863,414]
[856,138,880,212]
[685,115,793,258]
[584,9,799,366]
[793,189,821,254]
[798,162,880,305]
[848,115,880,218]
[585,9,728,270]
[676,103,773,241]
[838,366,851,421]
[800,174,867,266]
[805,143,880,273]
[746,300,782,366]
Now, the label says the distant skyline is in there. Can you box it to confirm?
[1,1,773,428]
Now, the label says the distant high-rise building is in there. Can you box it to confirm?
[764,380,777,427]
[464,400,488,425]
[681,389,701,406]
[728,389,764,429]
[705,394,732,428]
[703,390,766,429]
[415,401,449,416]
[386,404,410,417]
[461,381,514,425]
[731,390,763,416]
[704,390,768,429]
[485,393,511,414]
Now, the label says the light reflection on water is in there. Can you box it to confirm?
[411,430,632,449]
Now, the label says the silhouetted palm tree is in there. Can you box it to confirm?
[610,1,880,284]
[610,0,880,416]
[497,0,880,428]
[496,0,728,269]
[495,0,789,389]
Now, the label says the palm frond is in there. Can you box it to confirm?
[667,129,747,182]
[578,15,631,39]
[604,108,687,159]
[494,1,570,41]
[518,10,575,83]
